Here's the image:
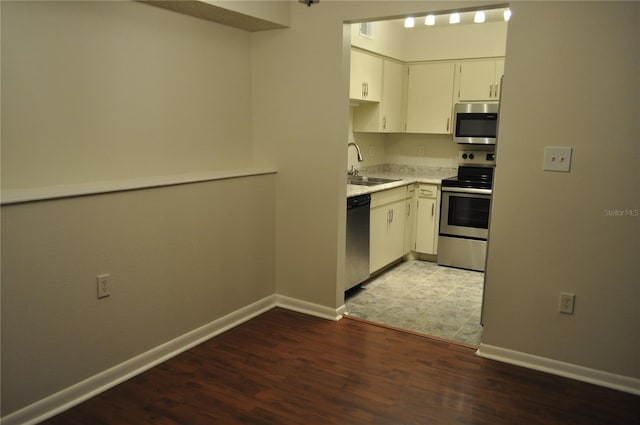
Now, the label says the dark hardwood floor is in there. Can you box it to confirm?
[43,308,638,425]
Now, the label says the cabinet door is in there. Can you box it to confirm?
[387,200,406,261]
[350,50,382,102]
[494,59,505,99]
[457,60,498,102]
[381,60,405,132]
[404,186,416,255]
[370,200,406,273]
[353,59,404,133]
[406,62,455,134]
[415,197,438,255]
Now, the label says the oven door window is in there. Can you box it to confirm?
[447,195,490,229]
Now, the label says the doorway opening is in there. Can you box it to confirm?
[344,7,509,347]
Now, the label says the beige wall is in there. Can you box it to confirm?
[483,1,640,378]
[1,0,276,416]
[404,20,507,62]
[1,176,276,415]
[350,19,405,59]
[1,1,254,190]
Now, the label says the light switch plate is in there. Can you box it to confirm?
[97,274,111,299]
[543,147,572,172]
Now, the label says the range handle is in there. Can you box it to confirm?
[441,187,492,195]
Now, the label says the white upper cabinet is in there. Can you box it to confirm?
[380,60,405,132]
[350,50,383,102]
[353,58,405,133]
[405,62,455,134]
[456,59,505,102]
[349,20,507,134]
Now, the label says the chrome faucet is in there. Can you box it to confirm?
[347,142,364,176]
[348,142,364,162]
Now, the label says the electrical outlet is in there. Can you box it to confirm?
[559,292,575,314]
[97,274,111,299]
[543,146,572,172]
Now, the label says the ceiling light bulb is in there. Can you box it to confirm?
[404,17,415,28]
[449,13,460,24]
[504,8,512,22]
[425,15,435,26]
[474,11,486,23]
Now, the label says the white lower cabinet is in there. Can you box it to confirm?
[370,186,407,274]
[368,183,441,274]
[414,184,440,255]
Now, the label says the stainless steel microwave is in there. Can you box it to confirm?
[453,103,499,145]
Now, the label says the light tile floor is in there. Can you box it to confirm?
[345,260,484,346]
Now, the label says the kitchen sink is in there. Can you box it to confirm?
[347,176,401,186]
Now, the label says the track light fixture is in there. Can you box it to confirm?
[474,11,486,23]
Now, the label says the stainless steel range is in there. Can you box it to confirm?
[438,150,495,271]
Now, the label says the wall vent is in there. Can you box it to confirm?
[359,22,374,39]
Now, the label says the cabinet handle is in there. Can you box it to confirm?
[431,203,435,217]
[495,82,499,98]
[407,203,411,216]
[390,208,394,223]
[366,82,369,97]
[362,82,366,98]
[382,116,386,130]
[489,83,493,98]
[446,118,450,132]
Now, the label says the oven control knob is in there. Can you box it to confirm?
[462,153,468,159]
[469,153,475,160]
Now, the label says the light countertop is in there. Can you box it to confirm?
[347,168,456,198]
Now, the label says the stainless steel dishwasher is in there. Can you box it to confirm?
[345,194,370,291]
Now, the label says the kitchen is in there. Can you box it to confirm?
[344,9,508,345]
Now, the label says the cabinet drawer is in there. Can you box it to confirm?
[418,184,438,198]
[371,186,407,208]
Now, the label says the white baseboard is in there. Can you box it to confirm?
[2,294,347,425]
[1,295,278,425]
[476,343,640,396]
[276,294,346,321]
